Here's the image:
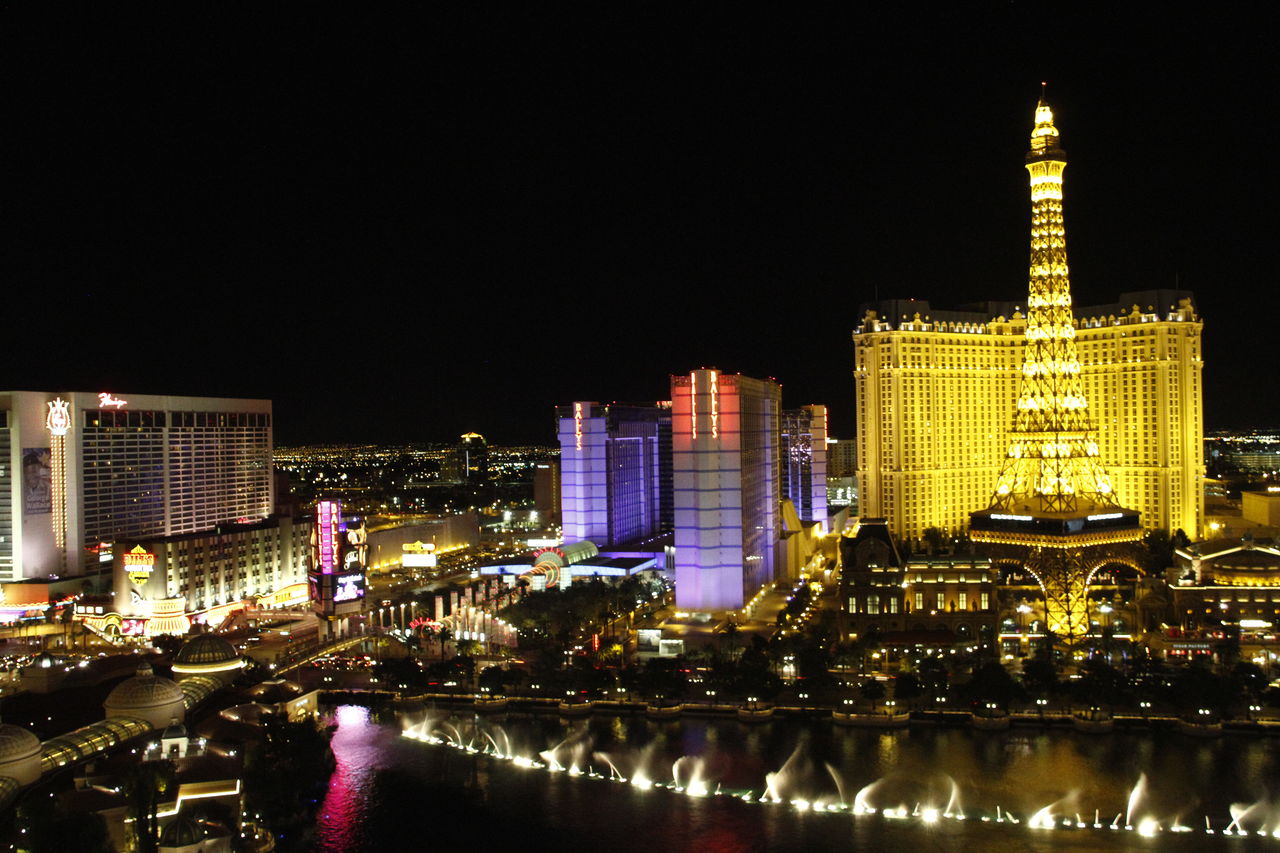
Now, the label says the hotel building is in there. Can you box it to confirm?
[556,402,672,547]
[0,390,274,580]
[671,370,781,611]
[105,514,312,632]
[854,292,1203,543]
[839,518,996,647]
[780,405,829,528]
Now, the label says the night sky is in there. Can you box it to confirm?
[5,8,1272,445]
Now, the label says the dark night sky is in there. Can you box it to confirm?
[3,7,1272,445]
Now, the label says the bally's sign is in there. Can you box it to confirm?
[124,545,156,586]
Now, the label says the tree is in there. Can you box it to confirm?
[961,661,1023,710]
[637,657,688,702]
[123,759,177,853]
[1230,661,1268,709]
[17,798,114,853]
[894,673,923,706]
[1072,658,1127,708]
[1170,663,1230,716]
[437,627,454,660]
[1141,529,1175,575]
[243,715,335,842]
[795,640,836,687]
[719,622,742,660]
[859,678,886,710]
[1020,648,1060,697]
[917,655,950,698]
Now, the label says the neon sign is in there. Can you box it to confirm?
[315,500,340,573]
[98,392,127,409]
[124,545,157,586]
[45,398,71,436]
[574,402,583,451]
[690,372,697,439]
[709,371,719,439]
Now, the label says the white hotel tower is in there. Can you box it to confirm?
[0,390,274,580]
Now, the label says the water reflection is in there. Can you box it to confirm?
[314,705,389,851]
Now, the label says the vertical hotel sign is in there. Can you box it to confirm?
[315,500,340,573]
[45,398,71,552]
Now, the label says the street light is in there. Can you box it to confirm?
[1017,603,1032,641]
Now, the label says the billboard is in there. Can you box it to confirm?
[345,518,368,567]
[333,572,366,603]
[402,540,436,568]
[22,449,51,515]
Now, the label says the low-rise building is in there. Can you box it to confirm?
[838,518,997,651]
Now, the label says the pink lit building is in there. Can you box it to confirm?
[671,370,781,611]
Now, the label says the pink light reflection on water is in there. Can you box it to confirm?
[314,704,389,852]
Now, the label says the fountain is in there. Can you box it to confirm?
[397,712,1280,848]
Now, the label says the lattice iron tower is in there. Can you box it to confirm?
[970,91,1142,642]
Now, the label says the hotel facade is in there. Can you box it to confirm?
[854,291,1204,543]
[556,402,672,548]
[671,370,781,611]
[0,390,274,581]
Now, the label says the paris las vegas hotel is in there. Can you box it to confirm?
[854,186,1204,541]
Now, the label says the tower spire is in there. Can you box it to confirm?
[969,94,1141,643]
[988,93,1115,514]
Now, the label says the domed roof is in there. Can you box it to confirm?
[159,814,204,847]
[105,663,185,712]
[160,717,187,741]
[174,635,238,666]
[0,721,40,763]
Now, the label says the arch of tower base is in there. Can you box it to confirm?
[986,546,1146,645]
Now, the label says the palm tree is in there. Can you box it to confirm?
[437,627,454,660]
[720,622,742,660]
[124,759,176,853]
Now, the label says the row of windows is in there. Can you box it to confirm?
[84,410,270,429]
[850,591,992,613]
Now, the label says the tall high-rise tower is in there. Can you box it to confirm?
[970,93,1142,641]
[672,370,781,611]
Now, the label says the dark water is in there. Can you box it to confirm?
[314,705,1280,852]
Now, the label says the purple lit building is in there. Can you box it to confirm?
[672,370,781,611]
[556,402,671,548]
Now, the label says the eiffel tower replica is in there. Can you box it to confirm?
[970,89,1142,643]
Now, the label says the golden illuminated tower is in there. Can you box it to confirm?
[970,91,1142,642]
